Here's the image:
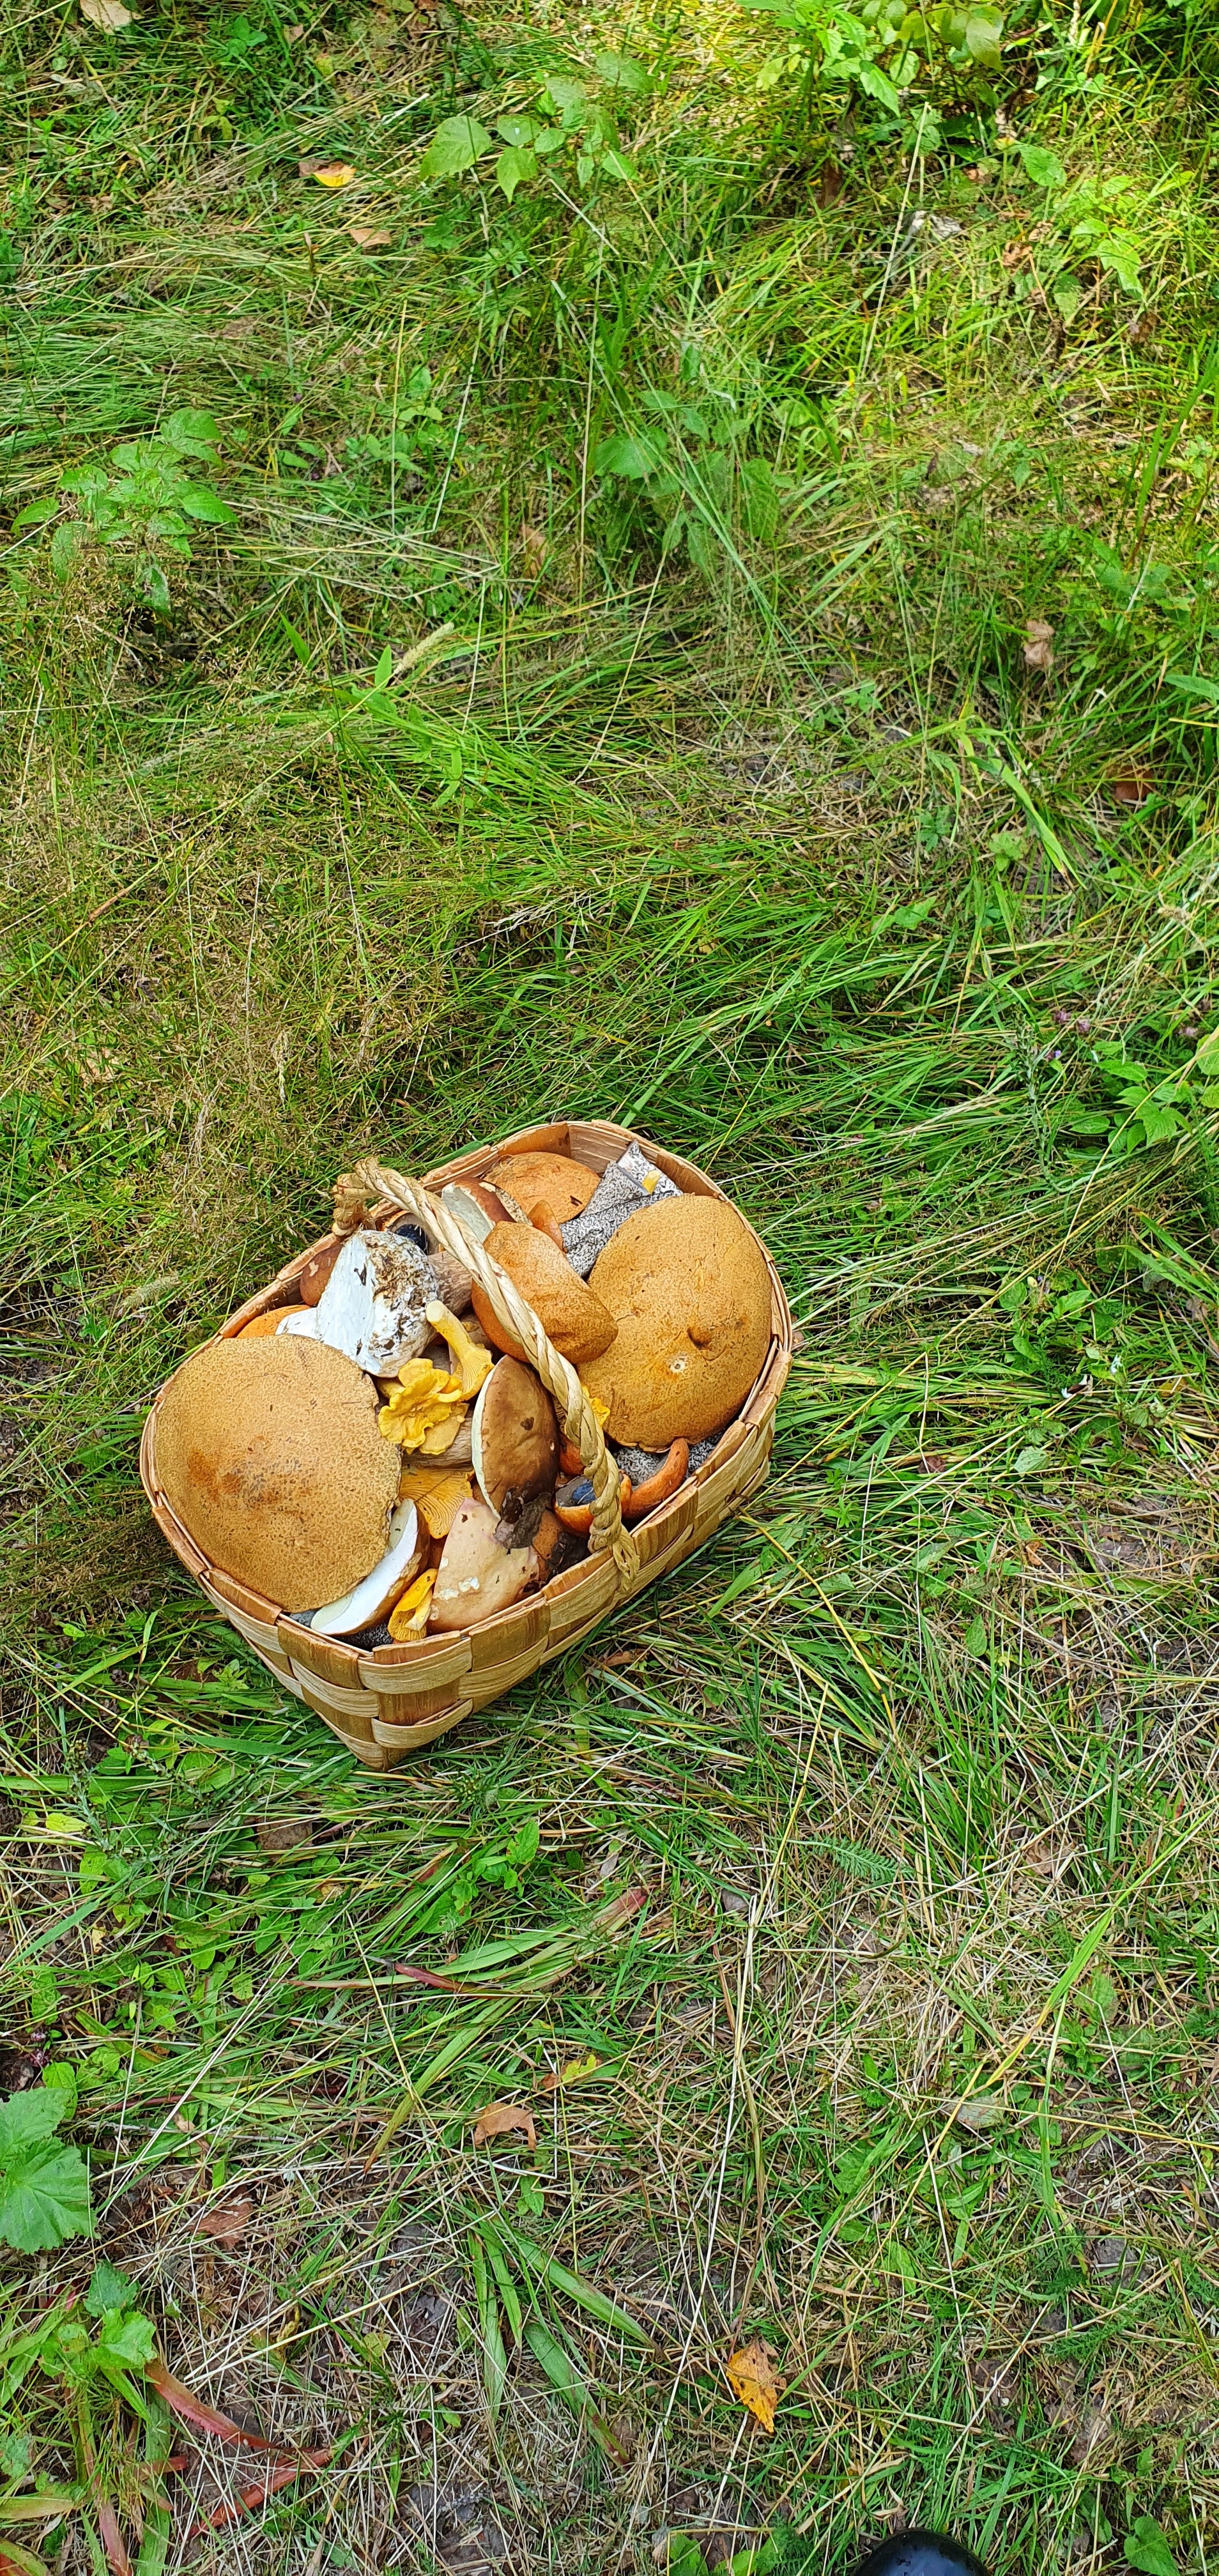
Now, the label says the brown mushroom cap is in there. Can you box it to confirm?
[471,1224,617,1364]
[486,1151,601,1228]
[154,1334,399,1613]
[580,1196,772,1446]
[471,1356,559,1515]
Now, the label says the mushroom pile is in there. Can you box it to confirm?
[156,1142,773,1646]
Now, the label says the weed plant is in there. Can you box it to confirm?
[2,0,1219,2568]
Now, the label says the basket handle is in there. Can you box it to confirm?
[355,1157,640,1590]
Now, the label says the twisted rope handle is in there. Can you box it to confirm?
[355,1158,640,1589]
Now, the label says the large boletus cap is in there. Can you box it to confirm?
[154,1334,399,1613]
[471,1357,558,1516]
[580,1195,772,1447]
[471,1223,617,1365]
[487,1151,601,1228]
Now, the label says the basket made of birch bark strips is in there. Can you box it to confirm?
[140,1119,793,1770]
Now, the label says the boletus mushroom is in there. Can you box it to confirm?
[580,1195,772,1446]
[155,1335,398,1613]
[313,1227,439,1376]
[310,1500,422,1637]
[471,1224,617,1365]
[428,1497,539,1630]
[471,1357,558,1519]
[486,1151,601,1229]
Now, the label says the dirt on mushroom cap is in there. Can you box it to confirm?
[154,1334,399,1613]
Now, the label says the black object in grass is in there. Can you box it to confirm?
[847,2536,990,2576]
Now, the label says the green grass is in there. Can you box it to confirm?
[3,0,1219,2568]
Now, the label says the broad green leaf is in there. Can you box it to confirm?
[176,486,236,524]
[964,11,1002,64]
[145,562,172,612]
[598,145,635,184]
[86,2262,135,2316]
[495,144,535,202]
[595,431,663,478]
[1137,1101,1183,1144]
[162,406,220,454]
[374,644,394,687]
[1052,272,1083,325]
[858,60,901,106]
[12,494,59,528]
[1097,235,1140,292]
[496,113,540,146]
[96,2308,156,2370]
[420,114,493,178]
[1018,140,1065,187]
[594,48,650,91]
[0,2087,66,2155]
[42,2064,78,2116]
[1124,2523,1177,2576]
[0,2141,91,2252]
[533,125,565,156]
[543,74,586,109]
[50,519,83,576]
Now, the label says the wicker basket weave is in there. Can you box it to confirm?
[140,1120,792,1770]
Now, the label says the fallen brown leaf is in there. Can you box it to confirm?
[1023,617,1054,675]
[312,162,355,189]
[196,2191,254,2250]
[80,0,132,23]
[256,1817,312,1855]
[726,2336,781,2434]
[472,2101,537,2149]
[349,225,393,247]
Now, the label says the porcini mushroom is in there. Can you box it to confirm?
[580,1195,772,1446]
[471,1358,558,1519]
[471,1223,617,1365]
[428,1497,537,1630]
[310,1501,422,1636]
[155,1335,399,1613]
[486,1151,601,1229]
[314,1227,439,1375]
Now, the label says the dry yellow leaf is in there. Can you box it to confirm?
[81,0,133,24]
[541,2051,599,2093]
[313,162,355,189]
[726,2336,781,2434]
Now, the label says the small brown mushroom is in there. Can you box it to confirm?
[621,1439,688,1521]
[298,1239,344,1306]
[486,1152,600,1229]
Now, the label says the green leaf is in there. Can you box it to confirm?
[13,494,59,528]
[0,2086,66,2154]
[595,431,663,478]
[420,114,493,179]
[963,10,1002,64]
[522,2315,588,2409]
[543,74,586,109]
[1124,2523,1177,2576]
[496,113,541,146]
[176,486,236,524]
[145,562,172,613]
[1052,272,1083,325]
[1137,1101,1183,1144]
[86,2262,136,2317]
[858,60,901,105]
[162,408,221,457]
[598,145,635,183]
[96,2308,156,2370]
[594,48,650,91]
[0,2141,91,2252]
[42,2064,78,2116]
[532,125,566,156]
[1015,1445,1048,1475]
[494,144,536,202]
[1018,141,1065,188]
[505,1814,540,1870]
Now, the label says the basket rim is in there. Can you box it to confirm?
[140,1116,793,1660]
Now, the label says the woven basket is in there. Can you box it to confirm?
[140,1120,792,1770]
